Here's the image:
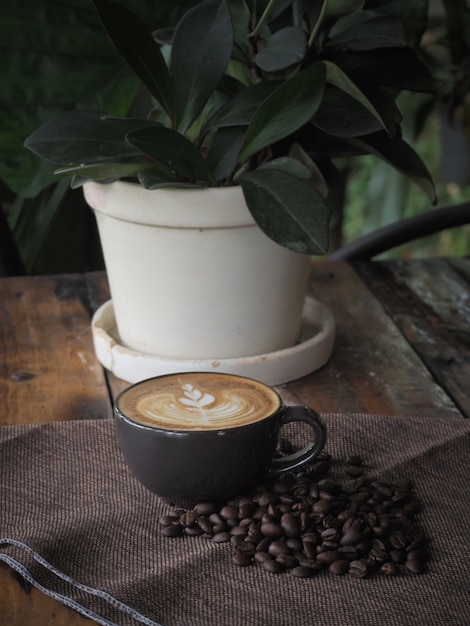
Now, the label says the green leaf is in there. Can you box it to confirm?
[239,169,330,255]
[137,171,201,190]
[288,143,329,198]
[206,126,246,181]
[248,0,294,37]
[255,27,307,71]
[322,61,390,134]
[324,0,365,18]
[347,132,437,204]
[257,156,312,179]
[205,81,281,129]
[313,84,401,137]
[126,126,215,184]
[371,0,429,47]
[55,162,164,186]
[238,63,327,163]
[171,0,234,132]
[24,111,157,165]
[327,13,407,50]
[92,0,173,118]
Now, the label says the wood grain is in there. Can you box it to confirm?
[279,260,464,419]
[0,274,111,425]
[353,258,470,418]
[0,563,93,626]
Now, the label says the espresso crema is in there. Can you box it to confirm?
[117,373,281,430]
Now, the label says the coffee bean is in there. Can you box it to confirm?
[183,525,203,536]
[389,530,407,550]
[340,527,362,546]
[302,540,317,560]
[231,537,251,551]
[268,540,289,558]
[180,511,196,527]
[355,540,371,555]
[209,513,223,525]
[212,523,228,535]
[348,560,368,578]
[312,500,331,514]
[233,552,252,566]
[292,566,313,578]
[159,449,429,580]
[247,525,263,543]
[368,546,387,564]
[276,554,297,569]
[162,525,183,537]
[329,560,349,575]
[380,562,399,576]
[260,522,283,538]
[321,528,340,542]
[256,536,272,552]
[254,551,271,563]
[317,478,338,492]
[280,513,300,537]
[375,483,393,498]
[407,549,429,563]
[262,558,283,573]
[193,502,217,517]
[389,549,406,564]
[220,505,238,520]
[372,525,388,539]
[345,465,364,478]
[238,501,254,518]
[285,537,303,552]
[197,517,214,535]
[338,546,359,560]
[316,550,341,565]
[405,558,426,574]
[256,490,278,507]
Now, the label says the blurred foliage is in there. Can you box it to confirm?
[0,0,200,197]
[0,0,199,273]
[343,107,470,258]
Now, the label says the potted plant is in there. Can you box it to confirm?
[25,0,436,367]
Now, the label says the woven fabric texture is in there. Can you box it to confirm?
[1,413,469,626]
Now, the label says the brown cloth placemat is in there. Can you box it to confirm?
[1,413,470,626]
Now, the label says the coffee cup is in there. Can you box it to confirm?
[114,372,326,504]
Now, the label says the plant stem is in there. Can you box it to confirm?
[249,0,276,38]
[307,0,327,49]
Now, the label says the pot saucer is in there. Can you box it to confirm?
[91,298,335,385]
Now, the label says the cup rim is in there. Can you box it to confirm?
[113,372,283,434]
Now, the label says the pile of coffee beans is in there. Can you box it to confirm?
[158,448,430,578]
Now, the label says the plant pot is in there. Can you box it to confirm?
[84,181,312,360]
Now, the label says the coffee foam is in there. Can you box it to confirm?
[117,373,280,430]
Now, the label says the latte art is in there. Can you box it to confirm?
[117,373,280,430]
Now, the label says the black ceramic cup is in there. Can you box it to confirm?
[114,372,326,504]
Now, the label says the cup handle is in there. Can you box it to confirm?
[267,406,326,477]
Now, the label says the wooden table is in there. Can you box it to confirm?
[1,258,469,625]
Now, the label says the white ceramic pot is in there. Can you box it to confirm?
[84,181,311,359]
